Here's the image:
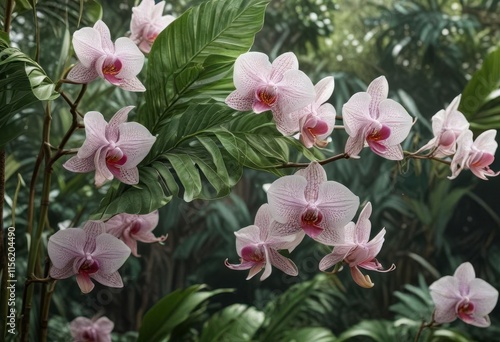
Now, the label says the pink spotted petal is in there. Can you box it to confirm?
[315,76,335,105]
[106,106,134,142]
[82,220,106,251]
[47,228,86,269]
[429,276,462,323]
[375,144,404,161]
[248,263,266,280]
[63,155,95,173]
[92,234,131,274]
[319,246,352,271]
[122,232,139,257]
[233,52,271,97]
[66,63,99,84]
[49,264,76,279]
[316,181,359,230]
[377,99,412,145]
[114,37,145,79]
[91,271,124,288]
[138,211,160,232]
[104,215,126,238]
[366,76,389,119]
[260,248,272,281]
[72,27,104,68]
[76,273,95,294]
[267,230,305,252]
[254,204,273,241]
[269,52,299,82]
[94,146,114,187]
[273,108,301,135]
[268,248,298,276]
[295,161,327,203]
[116,122,156,168]
[253,100,272,114]
[275,70,315,114]
[267,175,308,224]
[225,90,254,111]
[93,20,114,53]
[117,76,146,92]
[133,230,167,244]
[224,259,254,271]
[354,202,373,243]
[342,92,372,137]
[267,219,302,238]
[115,167,140,185]
[78,112,109,159]
[345,135,366,158]
[460,314,490,328]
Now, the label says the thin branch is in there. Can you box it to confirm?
[3,0,14,33]
[272,153,350,169]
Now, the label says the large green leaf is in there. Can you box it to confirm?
[0,35,59,146]
[280,327,337,342]
[459,47,500,129]
[137,285,230,342]
[199,304,265,342]
[140,0,270,133]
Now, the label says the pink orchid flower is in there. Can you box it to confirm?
[48,221,131,294]
[225,51,315,134]
[449,129,499,180]
[318,202,395,288]
[342,76,413,160]
[429,262,498,327]
[417,94,469,157]
[130,0,176,53]
[225,204,301,281]
[267,161,359,240]
[67,20,145,92]
[70,316,113,342]
[63,106,156,187]
[294,76,336,148]
[105,210,167,257]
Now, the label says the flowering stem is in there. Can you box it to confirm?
[20,102,53,342]
[273,153,350,169]
[414,317,436,342]
[404,152,451,165]
[0,149,8,338]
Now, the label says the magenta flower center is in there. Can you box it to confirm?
[79,257,100,275]
[82,327,97,342]
[130,221,141,235]
[102,59,122,76]
[106,147,127,167]
[300,207,324,238]
[256,85,278,107]
[241,245,265,263]
[457,301,475,320]
[367,124,391,142]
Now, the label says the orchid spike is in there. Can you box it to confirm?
[48,221,131,294]
[294,76,336,148]
[67,20,146,92]
[225,51,315,134]
[267,161,359,240]
[417,94,469,157]
[319,202,395,288]
[342,76,413,160]
[105,210,167,257]
[225,204,301,281]
[130,0,176,53]
[449,129,499,180]
[63,106,156,187]
[429,262,498,327]
[70,316,114,342]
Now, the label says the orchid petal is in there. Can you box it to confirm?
[106,106,134,142]
[118,76,146,92]
[315,76,335,105]
[366,76,388,119]
[49,264,76,279]
[63,155,95,173]
[316,181,359,229]
[233,52,271,97]
[275,70,315,114]
[115,122,156,168]
[319,246,352,271]
[225,90,254,111]
[114,37,145,79]
[295,161,327,203]
[268,248,298,276]
[342,92,372,137]
[91,271,124,288]
[66,63,99,84]
[47,228,86,269]
[93,20,114,53]
[267,175,308,224]
[92,234,131,274]
[377,99,412,145]
[350,266,374,288]
[72,28,104,68]
[78,112,109,159]
[76,274,95,294]
[269,52,299,82]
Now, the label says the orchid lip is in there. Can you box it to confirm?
[256,85,278,107]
